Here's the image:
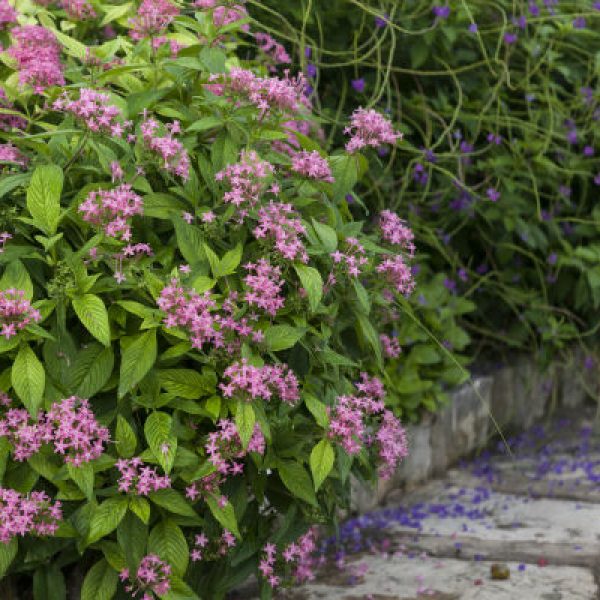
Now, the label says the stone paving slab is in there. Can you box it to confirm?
[279,554,598,599]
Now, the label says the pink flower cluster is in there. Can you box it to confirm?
[206,418,265,475]
[216,150,274,220]
[0,90,26,131]
[53,89,128,137]
[379,210,415,256]
[120,555,171,599]
[79,184,143,241]
[376,410,409,479]
[0,288,41,339]
[331,237,369,277]
[220,359,300,405]
[158,282,262,352]
[244,259,285,316]
[344,108,402,153]
[210,68,307,118]
[185,472,225,502]
[255,32,291,67]
[328,374,408,479]
[129,0,179,40]
[0,143,28,167]
[8,26,64,93]
[0,487,62,543]
[46,397,110,466]
[116,458,171,495]
[291,150,334,182]
[140,118,190,180]
[260,528,318,589]
[0,0,16,29]
[213,3,249,31]
[0,405,50,461]
[190,529,236,561]
[60,0,95,20]
[376,254,415,296]
[254,202,308,262]
[380,334,401,358]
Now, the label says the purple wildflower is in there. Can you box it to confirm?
[351,78,365,93]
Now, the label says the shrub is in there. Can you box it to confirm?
[0,1,419,598]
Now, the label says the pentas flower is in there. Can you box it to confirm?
[254,202,308,262]
[376,410,409,479]
[244,260,285,316]
[331,237,369,277]
[0,0,17,31]
[0,289,41,339]
[212,2,249,32]
[8,26,64,93]
[380,334,401,358]
[191,529,237,562]
[216,150,274,219]
[185,471,225,502]
[291,150,334,182]
[53,89,128,137]
[273,119,312,156]
[376,255,415,296]
[255,32,291,67]
[0,91,26,131]
[0,143,28,167]
[379,210,415,255]
[0,405,51,461]
[220,359,300,405]
[60,0,95,20]
[206,419,265,475]
[344,108,402,153]
[209,68,308,118]
[45,397,109,466]
[129,0,179,40]
[120,555,171,599]
[0,488,62,543]
[140,117,190,180]
[116,458,171,495]
[79,185,143,241]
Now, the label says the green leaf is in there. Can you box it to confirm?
[87,496,129,545]
[203,243,221,278]
[33,565,66,600]
[200,47,227,73]
[149,488,198,518]
[115,415,137,458]
[187,116,223,132]
[81,559,118,600]
[235,400,255,449]
[294,264,323,312]
[73,345,114,399]
[206,495,240,538]
[119,330,157,398]
[309,439,334,491]
[352,279,370,314]
[311,219,338,253]
[144,411,177,474]
[129,496,150,525]
[12,344,45,416]
[217,243,243,276]
[148,520,188,577]
[356,313,382,367]
[264,325,305,351]
[159,369,215,399]
[303,393,329,428]
[26,164,63,235]
[67,462,95,501]
[0,260,33,300]
[277,461,318,506]
[331,155,358,201]
[72,294,111,347]
[117,512,147,576]
[173,218,206,266]
[100,2,132,26]
[0,538,17,578]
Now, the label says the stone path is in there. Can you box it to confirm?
[278,409,600,599]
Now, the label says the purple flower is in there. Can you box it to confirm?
[351,78,365,93]
[547,252,557,265]
[528,2,540,16]
[476,263,489,275]
[504,32,518,44]
[487,132,502,145]
[413,163,428,186]
[573,17,586,29]
[580,87,594,105]
[460,141,473,154]
[424,148,437,163]
[583,145,594,157]
[594,173,600,185]
[512,15,527,29]
[306,64,317,78]
[432,5,450,19]
[411,264,421,276]
[443,278,457,292]
[375,13,388,28]
[518,563,526,572]
[458,268,468,282]
[584,356,595,370]
[595,1,600,10]
[566,129,578,145]
[469,23,478,33]
[304,47,312,59]
[559,185,571,198]
[525,93,536,102]
[486,188,500,202]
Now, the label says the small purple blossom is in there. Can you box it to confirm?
[432,5,450,19]
[583,146,594,157]
[512,15,527,29]
[529,2,540,16]
[468,23,478,33]
[486,188,500,202]
[547,253,557,265]
[572,17,586,29]
[375,13,388,28]
[443,278,456,293]
[351,78,365,93]
[306,64,317,78]
[504,32,518,45]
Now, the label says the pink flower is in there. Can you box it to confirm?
[331,237,369,277]
[376,254,415,296]
[0,0,17,29]
[0,143,28,167]
[244,260,285,316]
[255,32,291,66]
[0,289,41,339]
[0,90,26,131]
[344,108,402,153]
[0,403,51,461]
[60,0,95,20]
[140,117,190,180]
[116,457,171,495]
[380,334,401,358]
[291,150,334,182]
[129,0,179,39]
[212,4,249,32]
[376,410,408,479]
[254,202,308,262]
[379,210,415,255]
[122,555,171,598]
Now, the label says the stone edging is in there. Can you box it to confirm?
[351,349,597,512]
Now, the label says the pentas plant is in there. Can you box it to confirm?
[0,1,417,599]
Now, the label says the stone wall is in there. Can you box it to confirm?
[351,352,597,512]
